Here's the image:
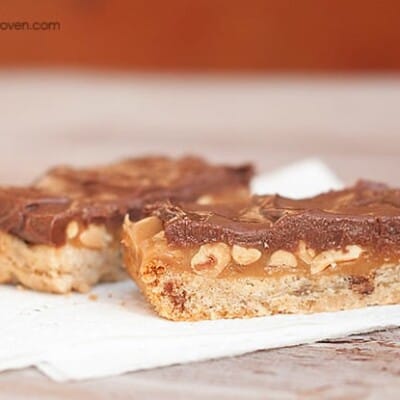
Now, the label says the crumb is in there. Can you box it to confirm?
[107,293,113,298]
[120,301,126,307]
[17,285,25,291]
[88,293,98,301]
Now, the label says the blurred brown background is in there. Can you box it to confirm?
[0,0,400,186]
[0,0,399,71]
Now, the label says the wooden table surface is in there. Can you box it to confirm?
[0,73,399,399]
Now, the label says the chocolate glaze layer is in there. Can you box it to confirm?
[0,156,253,245]
[153,180,400,252]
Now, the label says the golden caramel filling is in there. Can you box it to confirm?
[138,230,399,279]
[123,216,400,279]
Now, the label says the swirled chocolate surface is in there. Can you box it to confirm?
[0,156,253,245]
[153,180,400,252]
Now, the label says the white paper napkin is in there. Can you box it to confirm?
[1,159,399,381]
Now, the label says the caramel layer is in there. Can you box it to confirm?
[137,229,400,280]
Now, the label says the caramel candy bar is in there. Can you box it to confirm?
[0,156,253,293]
[122,181,400,321]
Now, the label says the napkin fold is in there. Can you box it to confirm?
[1,158,399,382]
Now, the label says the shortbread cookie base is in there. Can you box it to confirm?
[0,231,125,294]
[126,258,400,321]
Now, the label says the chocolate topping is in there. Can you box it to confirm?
[0,156,253,245]
[153,180,400,252]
